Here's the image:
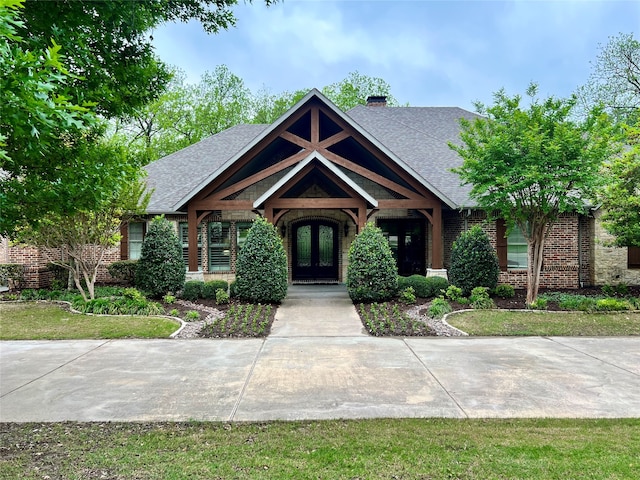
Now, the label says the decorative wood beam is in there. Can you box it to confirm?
[268,198,366,209]
[192,199,253,210]
[311,106,319,144]
[321,150,425,201]
[318,130,350,149]
[377,199,437,209]
[196,210,213,225]
[367,208,379,219]
[193,105,313,201]
[341,208,358,224]
[273,209,290,225]
[417,209,433,223]
[279,131,313,150]
[207,149,310,201]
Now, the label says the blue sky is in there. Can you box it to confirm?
[152,0,639,111]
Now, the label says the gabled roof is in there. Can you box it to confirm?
[253,150,378,209]
[145,124,268,213]
[144,89,481,213]
[346,105,481,208]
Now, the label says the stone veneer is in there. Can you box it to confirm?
[592,210,640,286]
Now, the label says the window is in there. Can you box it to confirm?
[507,227,528,269]
[179,222,202,270]
[208,222,231,271]
[128,222,145,260]
[629,246,640,269]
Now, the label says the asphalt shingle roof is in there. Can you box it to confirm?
[145,124,268,213]
[144,98,481,212]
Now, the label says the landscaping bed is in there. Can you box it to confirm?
[354,286,640,337]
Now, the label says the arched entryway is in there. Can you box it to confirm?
[292,220,339,282]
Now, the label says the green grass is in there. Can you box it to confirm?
[0,303,180,340]
[447,310,640,336]
[1,419,638,479]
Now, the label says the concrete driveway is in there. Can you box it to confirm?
[1,285,639,421]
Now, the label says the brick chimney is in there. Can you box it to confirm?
[366,95,387,107]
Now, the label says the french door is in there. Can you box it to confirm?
[292,221,338,281]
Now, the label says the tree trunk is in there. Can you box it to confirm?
[526,225,548,306]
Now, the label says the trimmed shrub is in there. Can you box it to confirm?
[425,276,449,298]
[202,280,228,299]
[347,222,398,303]
[398,275,449,298]
[107,260,138,285]
[181,281,204,301]
[135,216,186,298]
[235,217,288,303]
[449,225,499,296]
[494,284,515,299]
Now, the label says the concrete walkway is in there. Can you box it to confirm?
[1,285,639,422]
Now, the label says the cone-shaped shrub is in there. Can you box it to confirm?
[449,225,499,296]
[135,216,185,297]
[347,222,398,302]
[235,217,288,303]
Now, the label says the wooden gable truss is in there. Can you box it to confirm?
[183,94,444,271]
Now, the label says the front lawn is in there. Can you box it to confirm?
[1,419,638,479]
[0,303,179,340]
[445,310,640,336]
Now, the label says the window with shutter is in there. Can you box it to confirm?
[208,222,231,271]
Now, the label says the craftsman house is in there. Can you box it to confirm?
[3,89,639,288]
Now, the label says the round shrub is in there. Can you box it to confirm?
[202,280,228,299]
[425,276,449,298]
[494,284,515,299]
[397,275,449,298]
[235,217,288,303]
[181,280,204,301]
[135,216,186,298]
[449,225,499,296]
[347,222,398,303]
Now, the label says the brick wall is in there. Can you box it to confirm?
[4,241,120,289]
[442,211,587,289]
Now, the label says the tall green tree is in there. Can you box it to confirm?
[122,66,252,161]
[322,71,400,110]
[0,0,97,235]
[450,84,617,305]
[599,122,640,247]
[250,88,308,124]
[577,32,639,125]
[20,0,277,118]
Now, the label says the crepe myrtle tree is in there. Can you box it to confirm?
[450,83,617,305]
